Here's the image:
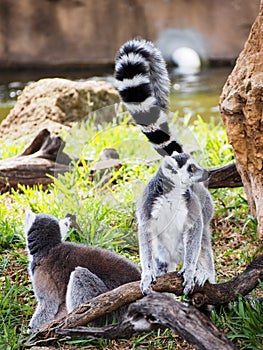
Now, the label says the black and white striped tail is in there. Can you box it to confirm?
[115,38,183,156]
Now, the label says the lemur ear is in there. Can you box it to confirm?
[24,209,36,234]
[59,217,71,240]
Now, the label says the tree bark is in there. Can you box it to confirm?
[208,162,242,188]
[220,3,263,238]
[0,129,72,192]
[24,254,263,347]
[56,293,237,350]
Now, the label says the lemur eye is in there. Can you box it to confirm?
[187,164,196,173]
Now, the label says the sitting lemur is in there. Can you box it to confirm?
[25,210,140,332]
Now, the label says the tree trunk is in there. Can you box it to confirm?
[220,3,263,238]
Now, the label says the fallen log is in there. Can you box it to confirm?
[0,129,124,193]
[0,129,72,192]
[24,254,263,347]
[57,293,237,350]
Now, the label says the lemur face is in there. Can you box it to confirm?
[163,153,209,185]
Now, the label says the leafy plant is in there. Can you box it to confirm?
[212,294,263,349]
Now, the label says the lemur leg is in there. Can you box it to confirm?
[195,192,215,286]
[178,217,203,295]
[66,267,115,326]
[195,225,215,286]
[66,267,108,313]
[139,224,156,295]
[154,239,173,276]
[29,282,61,332]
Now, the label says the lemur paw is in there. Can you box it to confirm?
[28,323,38,334]
[194,267,212,287]
[178,267,195,295]
[183,279,195,296]
[140,272,156,295]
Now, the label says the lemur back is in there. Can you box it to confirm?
[25,210,140,331]
[115,38,215,295]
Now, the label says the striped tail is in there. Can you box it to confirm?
[115,38,183,156]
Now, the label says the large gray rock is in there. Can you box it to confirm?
[0,78,119,139]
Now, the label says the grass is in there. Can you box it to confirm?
[212,294,263,350]
[0,109,263,349]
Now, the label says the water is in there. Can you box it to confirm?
[169,67,231,121]
[0,81,23,121]
[0,67,231,123]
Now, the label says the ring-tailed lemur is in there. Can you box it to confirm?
[115,38,215,295]
[25,210,140,332]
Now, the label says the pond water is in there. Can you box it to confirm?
[0,67,231,123]
[169,67,231,121]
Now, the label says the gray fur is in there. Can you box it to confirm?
[25,210,140,332]
[137,154,215,295]
[66,267,108,313]
[66,267,126,325]
[115,38,215,296]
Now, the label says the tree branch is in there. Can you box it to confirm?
[57,293,238,350]
[208,163,243,188]
[19,129,51,156]
[24,255,263,347]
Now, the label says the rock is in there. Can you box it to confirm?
[0,78,119,140]
[219,4,263,238]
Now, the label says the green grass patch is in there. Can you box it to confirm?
[212,293,263,350]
